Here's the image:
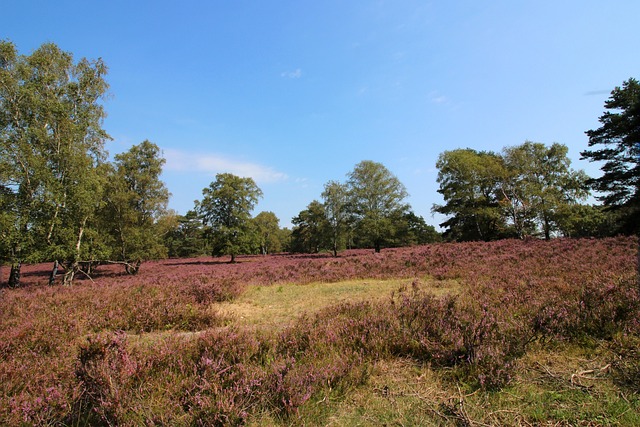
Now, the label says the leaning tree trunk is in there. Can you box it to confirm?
[125,259,141,275]
[62,262,78,286]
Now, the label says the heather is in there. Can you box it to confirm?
[1,237,638,425]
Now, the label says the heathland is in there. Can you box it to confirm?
[1,237,639,425]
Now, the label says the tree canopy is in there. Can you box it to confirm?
[0,40,110,285]
[434,142,588,241]
[347,160,409,252]
[196,173,263,262]
[433,149,507,241]
[101,140,169,274]
[582,77,640,234]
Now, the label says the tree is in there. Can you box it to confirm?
[252,211,281,255]
[581,77,640,234]
[101,140,170,274]
[503,141,588,240]
[164,210,209,258]
[0,41,110,286]
[346,161,409,252]
[196,173,262,262]
[554,204,617,238]
[434,144,589,241]
[433,149,508,241]
[290,200,328,253]
[394,211,442,246]
[321,180,349,256]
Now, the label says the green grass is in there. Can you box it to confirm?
[216,277,461,330]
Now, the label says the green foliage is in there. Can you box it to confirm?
[290,200,329,253]
[554,204,619,238]
[163,210,210,258]
[322,180,349,256]
[101,140,169,274]
[582,77,640,234]
[502,141,588,239]
[346,160,409,252]
[434,143,589,241]
[196,173,263,262]
[252,211,282,255]
[393,211,442,246]
[291,162,435,254]
[0,40,110,285]
[433,149,508,241]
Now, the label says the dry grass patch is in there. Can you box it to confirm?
[248,343,640,427]
[217,277,460,330]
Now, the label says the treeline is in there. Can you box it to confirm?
[0,42,437,287]
[2,41,638,286]
[166,160,441,262]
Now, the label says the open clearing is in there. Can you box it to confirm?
[216,277,461,329]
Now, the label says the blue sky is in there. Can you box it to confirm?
[4,1,640,228]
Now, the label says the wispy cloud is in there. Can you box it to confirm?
[163,148,288,184]
[429,91,448,105]
[281,68,302,79]
[584,89,610,96]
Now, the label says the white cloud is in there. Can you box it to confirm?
[429,91,448,104]
[281,68,302,79]
[163,148,288,184]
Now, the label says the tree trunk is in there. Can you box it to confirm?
[62,262,78,286]
[125,260,141,275]
[49,260,59,285]
[374,240,381,253]
[8,261,21,288]
[63,218,87,286]
[229,253,236,263]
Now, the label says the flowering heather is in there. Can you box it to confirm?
[0,237,637,425]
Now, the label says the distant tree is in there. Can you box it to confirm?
[554,204,617,238]
[163,210,209,258]
[394,211,442,246]
[277,227,292,253]
[581,77,640,234]
[503,141,588,240]
[101,140,169,274]
[290,200,328,253]
[346,161,409,252]
[433,149,507,241]
[0,41,110,286]
[321,180,349,256]
[196,173,262,262]
[252,211,281,255]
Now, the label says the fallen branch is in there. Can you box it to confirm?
[570,364,611,386]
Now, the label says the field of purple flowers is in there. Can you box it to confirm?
[1,237,638,425]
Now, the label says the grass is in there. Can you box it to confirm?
[216,277,461,330]
[245,344,640,426]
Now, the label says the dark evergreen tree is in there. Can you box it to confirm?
[581,77,640,234]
